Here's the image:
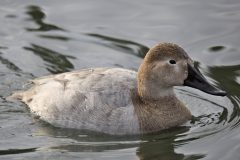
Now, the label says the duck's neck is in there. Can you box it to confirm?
[137,82,175,101]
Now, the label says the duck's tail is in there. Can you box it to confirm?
[6,81,34,103]
[6,91,25,101]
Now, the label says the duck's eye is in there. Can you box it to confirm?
[169,60,176,64]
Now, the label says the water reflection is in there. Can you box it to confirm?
[86,33,149,58]
[0,46,8,50]
[209,65,240,123]
[32,123,205,159]
[39,35,72,41]
[23,44,75,74]
[208,46,226,52]
[209,65,240,96]
[0,148,37,155]
[25,5,64,32]
[5,14,17,19]
[0,52,22,72]
[137,143,204,160]
[136,127,204,160]
[177,87,228,125]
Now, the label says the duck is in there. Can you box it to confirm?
[9,43,226,135]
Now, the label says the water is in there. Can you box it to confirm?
[0,0,240,159]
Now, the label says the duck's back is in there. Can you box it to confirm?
[12,68,140,135]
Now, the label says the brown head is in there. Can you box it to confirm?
[137,43,226,100]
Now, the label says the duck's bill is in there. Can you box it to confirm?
[183,64,227,96]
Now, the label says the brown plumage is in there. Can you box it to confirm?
[131,89,191,133]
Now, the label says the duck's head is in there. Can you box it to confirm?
[137,43,226,100]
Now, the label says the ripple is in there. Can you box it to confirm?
[0,52,22,72]
[86,33,149,58]
[5,14,17,18]
[25,5,65,32]
[0,46,8,50]
[23,44,75,74]
[208,46,226,52]
[0,148,37,155]
[39,35,72,41]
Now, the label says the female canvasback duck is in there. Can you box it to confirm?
[10,43,226,135]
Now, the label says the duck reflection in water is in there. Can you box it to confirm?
[33,124,205,160]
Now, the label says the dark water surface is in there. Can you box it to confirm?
[0,0,240,159]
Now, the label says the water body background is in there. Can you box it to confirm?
[0,0,240,159]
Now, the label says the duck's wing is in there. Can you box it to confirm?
[9,68,138,133]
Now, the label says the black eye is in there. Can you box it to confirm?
[169,60,176,64]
